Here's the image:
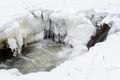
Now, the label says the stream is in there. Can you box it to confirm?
[0,39,72,74]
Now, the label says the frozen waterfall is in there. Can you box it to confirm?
[1,7,119,74]
[0,8,97,60]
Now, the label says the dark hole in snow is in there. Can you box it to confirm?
[0,48,14,62]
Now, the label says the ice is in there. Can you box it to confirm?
[49,12,67,42]
[0,6,116,56]
[1,21,23,55]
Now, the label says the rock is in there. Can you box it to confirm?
[87,23,110,49]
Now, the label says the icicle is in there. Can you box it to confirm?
[7,38,18,57]
[3,21,23,57]
[48,12,67,43]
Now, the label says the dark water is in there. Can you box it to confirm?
[0,40,72,74]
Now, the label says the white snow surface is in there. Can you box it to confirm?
[1,0,120,80]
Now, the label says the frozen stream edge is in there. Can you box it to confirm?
[1,5,120,80]
[0,7,96,74]
[0,7,96,60]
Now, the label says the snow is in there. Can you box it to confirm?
[51,32,120,80]
[1,0,120,80]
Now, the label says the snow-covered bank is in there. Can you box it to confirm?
[50,31,120,80]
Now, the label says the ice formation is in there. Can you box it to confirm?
[0,8,97,60]
[1,6,120,61]
[1,0,120,80]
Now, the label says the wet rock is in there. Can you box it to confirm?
[87,23,110,49]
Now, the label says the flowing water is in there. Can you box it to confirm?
[0,40,72,74]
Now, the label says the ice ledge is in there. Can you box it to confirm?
[0,7,96,60]
[0,6,120,61]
